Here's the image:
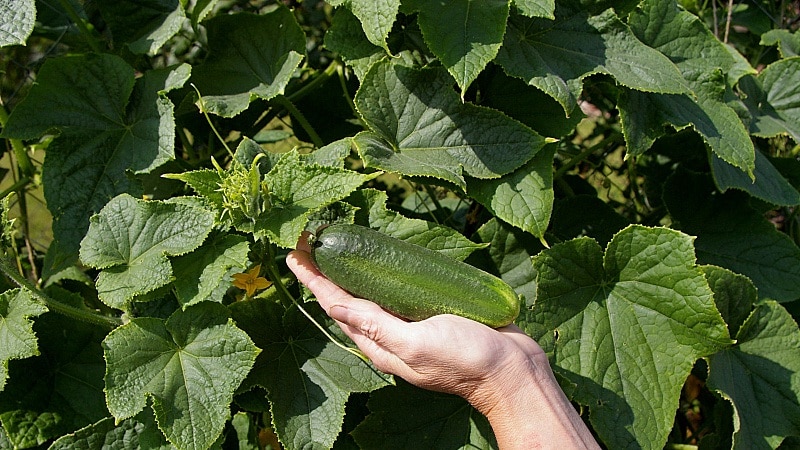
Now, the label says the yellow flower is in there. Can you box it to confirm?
[232,264,272,298]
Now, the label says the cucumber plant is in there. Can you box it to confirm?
[0,0,799,449]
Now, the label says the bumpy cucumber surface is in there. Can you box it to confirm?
[310,223,521,328]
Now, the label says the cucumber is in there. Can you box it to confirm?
[309,223,521,328]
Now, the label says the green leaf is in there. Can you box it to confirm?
[760,29,800,58]
[79,194,215,309]
[620,0,756,175]
[49,416,158,450]
[523,225,732,449]
[469,218,541,307]
[353,61,545,189]
[512,0,555,18]
[353,380,497,449]
[191,8,306,117]
[1,56,190,276]
[701,265,757,339]
[257,150,379,247]
[707,301,800,449]
[740,57,800,144]
[664,170,800,302]
[230,298,391,450]
[466,143,555,239]
[0,289,46,391]
[404,0,511,93]
[710,149,800,207]
[496,7,690,115]
[325,8,385,81]
[0,0,35,47]
[96,0,186,55]
[171,234,250,308]
[346,188,486,261]
[328,0,400,52]
[103,302,259,450]
[0,311,110,447]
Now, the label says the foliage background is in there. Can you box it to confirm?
[0,0,799,449]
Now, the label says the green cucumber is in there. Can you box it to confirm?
[310,223,521,328]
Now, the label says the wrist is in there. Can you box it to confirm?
[467,352,599,449]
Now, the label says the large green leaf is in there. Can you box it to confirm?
[2,55,189,276]
[79,194,215,309]
[96,0,186,55]
[352,380,497,449]
[620,0,756,176]
[230,298,391,450]
[707,301,800,449]
[258,150,380,247]
[740,57,800,144]
[664,170,800,302]
[0,311,109,448]
[346,188,486,261]
[0,289,46,391]
[466,143,555,239]
[191,8,305,117]
[0,0,35,47]
[404,0,510,93]
[496,7,690,115]
[103,303,259,450]
[353,61,545,189]
[522,225,731,449]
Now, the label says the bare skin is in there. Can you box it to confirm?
[286,234,600,450]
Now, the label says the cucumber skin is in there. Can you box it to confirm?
[310,224,521,328]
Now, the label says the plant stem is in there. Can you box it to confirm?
[273,96,324,148]
[0,105,35,178]
[56,0,102,53]
[287,60,340,103]
[0,257,122,329]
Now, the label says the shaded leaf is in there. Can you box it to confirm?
[707,301,800,449]
[230,298,391,450]
[760,29,800,58]
[353,380,497,449]
[79,194,215,309]
[664,170,800,302]
[328,0,399,52]
[709,149,800,207]
[523,225,732,449]
[96,0,186,55]
[191,8,305,117]
[103,303,259,450]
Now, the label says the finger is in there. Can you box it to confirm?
[285,250,353,312]
[296,231,313,253]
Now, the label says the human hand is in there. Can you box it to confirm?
[286,232,599,449]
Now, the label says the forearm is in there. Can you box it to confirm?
[468,355,599,450]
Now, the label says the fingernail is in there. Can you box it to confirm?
[328,304,349,322]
